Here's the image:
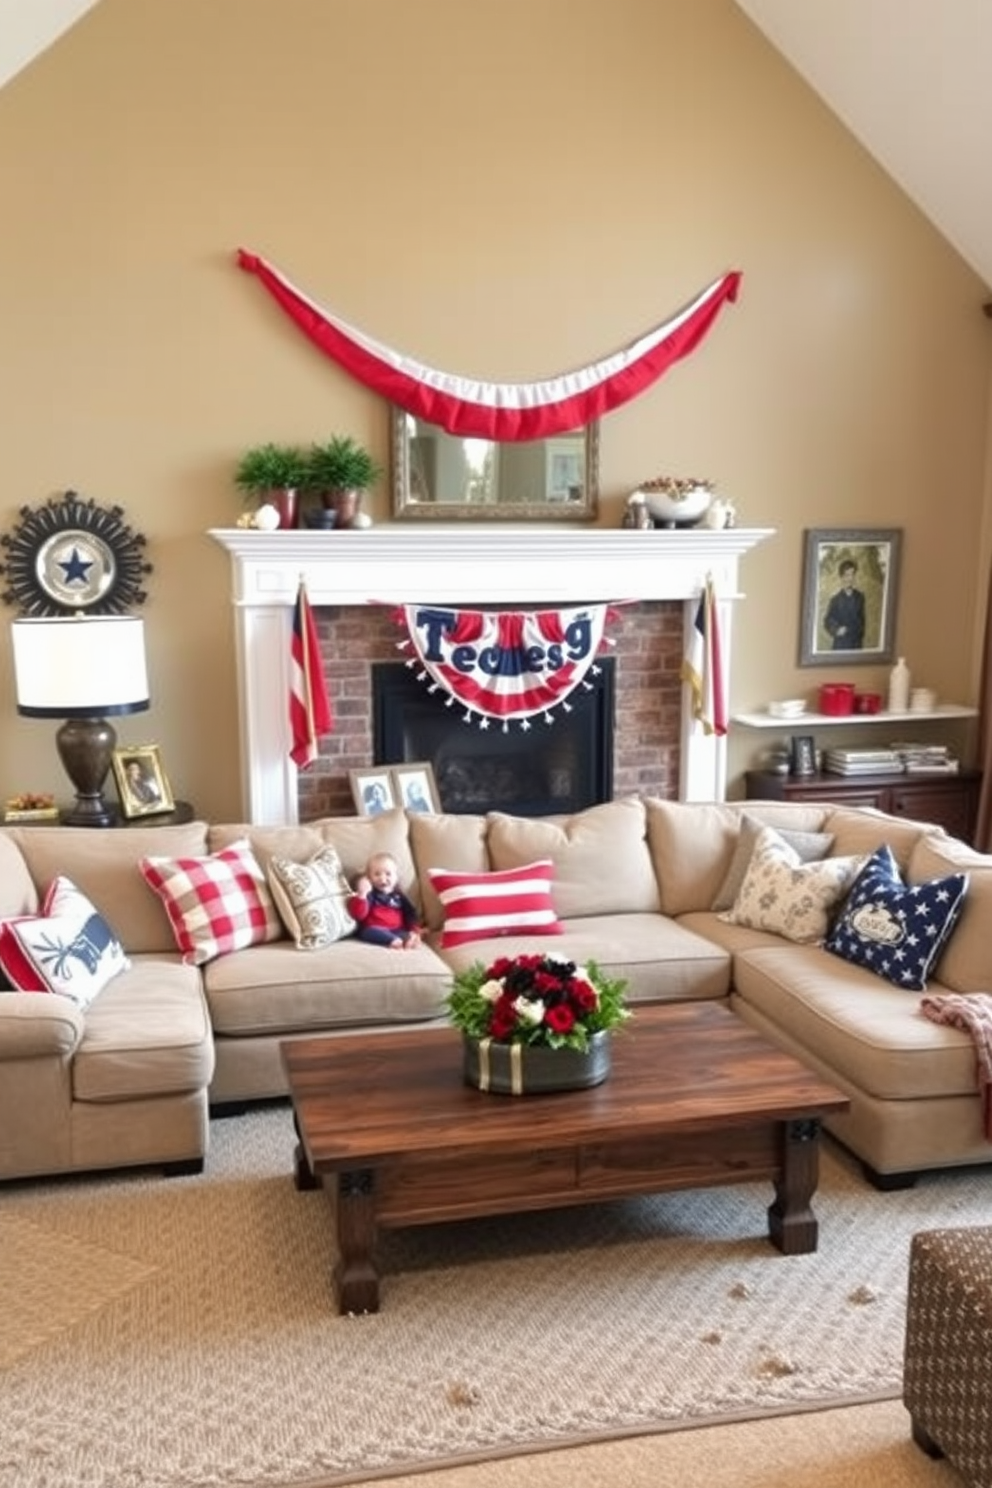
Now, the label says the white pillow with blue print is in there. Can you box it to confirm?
[10,876,129,1007]
[824,844,968,991]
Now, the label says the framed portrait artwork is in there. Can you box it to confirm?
[391,761,440,815]
[799,528,902,666]
[111,744,174,819]
[789,734,817,777]
[349,768,396,817]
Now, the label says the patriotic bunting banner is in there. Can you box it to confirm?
[681,577,727,737]
[289,580,333,767]
[237,249,741,441]
[395,604,617,728]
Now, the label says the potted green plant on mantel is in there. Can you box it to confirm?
[234,442,308,529]
[302,435,382,529]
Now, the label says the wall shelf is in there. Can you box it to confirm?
[733,704,977,730]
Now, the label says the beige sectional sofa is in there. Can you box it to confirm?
[1,795,990,1186]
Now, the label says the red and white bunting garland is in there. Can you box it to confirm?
[236,249,741,440]
[394,604,618,728]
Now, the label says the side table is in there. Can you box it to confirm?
[5,801,196,829]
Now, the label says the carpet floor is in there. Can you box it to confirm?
[1,1105,987,1488]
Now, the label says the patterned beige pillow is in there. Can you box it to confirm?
[266,847,356,950]
[719,827,864,944]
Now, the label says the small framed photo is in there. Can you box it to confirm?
[789,734,817,777]
[349,768,396,817]
[799,528,901,666]
[112,744,175,819]
[391,761,440,815]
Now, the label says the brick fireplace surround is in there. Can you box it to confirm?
[210,527,772,825]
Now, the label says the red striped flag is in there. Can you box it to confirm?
[289,580,332,767]
[681,576,727,737]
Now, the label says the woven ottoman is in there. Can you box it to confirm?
[903,1225,992,1487]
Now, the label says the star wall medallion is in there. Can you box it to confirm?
[0,491,152,615]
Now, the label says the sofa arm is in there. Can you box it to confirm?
[0,994,84,1059]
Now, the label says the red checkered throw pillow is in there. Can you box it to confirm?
[139,839,282,965]
[427,860,562,949]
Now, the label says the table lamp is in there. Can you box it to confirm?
[11,615,150,826]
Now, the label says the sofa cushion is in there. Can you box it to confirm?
[486,798,659,918]
[733,944,981,1101]
[712,814,836,912]
[266,847,357,950]
[821,807,931,872]
[0,830,40,920]
[408,812,490,932]
[908,835,992,994]
[643,798,829,916]
[5,876,129,1007]
[4,821,210,953]
[139,840,283,965]
[434,912,732,1005]
[72,957,214,1102]
[428,861,562,948]
[824,844,968,991]
[203,939,450,1037]
[719,829,864,944]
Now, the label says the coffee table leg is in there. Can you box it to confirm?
[334,1168,380,1315]
[291,1110,319,1191]
[767,1119,820,1255]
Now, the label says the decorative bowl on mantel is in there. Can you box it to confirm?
[633,476,715,528]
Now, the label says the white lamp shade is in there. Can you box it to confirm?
[12,616,150,718]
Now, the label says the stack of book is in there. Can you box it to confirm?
[890,742,960,774]
[823,747,903,776]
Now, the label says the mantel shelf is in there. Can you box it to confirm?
[733,704,977,730]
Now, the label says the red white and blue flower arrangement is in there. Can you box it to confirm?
[446,953,630,1054]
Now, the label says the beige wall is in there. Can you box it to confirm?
[1,0,989,821]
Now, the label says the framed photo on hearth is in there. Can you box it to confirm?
[349,768,396,817]
[799,527,901,666]
[112,744,175,819]
[391,761,440,815]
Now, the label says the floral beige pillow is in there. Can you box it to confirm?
[719,827,864,944]
[711,814,836,912]
[266,846,356,951]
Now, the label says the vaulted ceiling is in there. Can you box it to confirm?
[4,1,992,293]
[734,0,992,291]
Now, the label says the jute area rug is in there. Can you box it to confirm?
[1,1105,988,1488]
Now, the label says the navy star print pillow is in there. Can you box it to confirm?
[824,843,968,991]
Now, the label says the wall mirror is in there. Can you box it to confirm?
[390,407,600,521]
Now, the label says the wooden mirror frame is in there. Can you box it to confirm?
[390,407,600,522]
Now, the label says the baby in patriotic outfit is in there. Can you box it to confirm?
[348,852,422,949]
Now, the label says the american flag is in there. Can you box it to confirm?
[681,576,726,736]
[289,580,332,767]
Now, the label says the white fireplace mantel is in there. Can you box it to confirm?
[209,526,775,823]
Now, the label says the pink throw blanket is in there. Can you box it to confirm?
[920,992,992,1139]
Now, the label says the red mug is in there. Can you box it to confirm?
[819,683,856,716]
[854,691,882,714]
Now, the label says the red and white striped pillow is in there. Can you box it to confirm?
[427,860,562,949]
[139,839,282,965]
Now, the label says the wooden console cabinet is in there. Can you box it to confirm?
[745,770,982,846]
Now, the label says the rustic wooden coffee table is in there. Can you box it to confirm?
[281,1001,849,1314]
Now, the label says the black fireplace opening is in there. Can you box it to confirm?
[373,658,615,817]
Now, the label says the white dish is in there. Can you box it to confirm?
[768,699,807,719]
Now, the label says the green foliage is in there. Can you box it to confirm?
[446,954,630,1054]
[302,435,382,493]
[234,442,308,494]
